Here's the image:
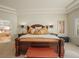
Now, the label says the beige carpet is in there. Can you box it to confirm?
[64,43,79,58]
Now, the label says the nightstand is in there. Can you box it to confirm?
[58,36,70,42]
[50,33,58,36]
[18,33,26,37]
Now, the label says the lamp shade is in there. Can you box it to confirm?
[19,22,26,28]
[20,25,24,28]
[49,25,53,28]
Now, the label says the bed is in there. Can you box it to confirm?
[15,24,64,58]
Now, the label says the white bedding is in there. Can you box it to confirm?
[20,34,59,39]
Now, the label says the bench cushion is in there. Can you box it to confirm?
[25,47,58,58]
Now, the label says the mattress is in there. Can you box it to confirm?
[19,34,59,39]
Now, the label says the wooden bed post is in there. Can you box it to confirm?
[59,39,64,58]
[15,38,20,56]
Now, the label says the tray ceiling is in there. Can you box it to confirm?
[0,0,76,14]
[0,0,74,9]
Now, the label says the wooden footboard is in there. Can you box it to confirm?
[15,38,64,58]
[59,39,64,58]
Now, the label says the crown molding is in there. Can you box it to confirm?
[65,0,76,8]
[66,0,79,14]
[17,8,66,15]
[0,5,16,14]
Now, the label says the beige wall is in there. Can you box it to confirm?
[18,14,67,35]
[67,8,79,45]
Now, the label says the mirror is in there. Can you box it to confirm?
[0,20,11,43]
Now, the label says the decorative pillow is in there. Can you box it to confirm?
[28,26,48,35]
[31,29,35,34]
[40,27,48,34]
[28,27,34,33]
[35,27,42,30]
[34,30,41,35]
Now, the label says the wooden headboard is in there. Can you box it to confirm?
[31,24,44,28]
[27,24,48,29]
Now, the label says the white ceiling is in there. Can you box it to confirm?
[0,0,75,9]
[0,0,75,14]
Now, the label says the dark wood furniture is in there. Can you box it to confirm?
[15,38,64,58]
[58,36,70,42]
[18,33,26,37]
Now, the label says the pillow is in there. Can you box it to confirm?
[35,27,42,30]
[28,26,48,35]
[34,27,48,35]
[34,28,42,35]
[40,27,48,34]
[31,29,35,34]
[28,27,33,33]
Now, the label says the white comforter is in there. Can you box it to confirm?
[20,34,59,39]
